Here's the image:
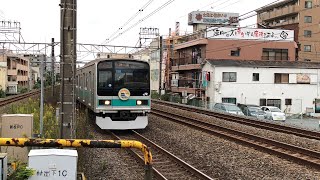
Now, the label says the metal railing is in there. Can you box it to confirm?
[0,138,153,180]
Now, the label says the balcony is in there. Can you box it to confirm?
[16,64,28,71]
[17,75,28,82]
[171,55,203,71]
[258,4,299,21]
[174,39,208,50]
[171,64,201,71]
[7,69,17,76]
[170,79,204,94]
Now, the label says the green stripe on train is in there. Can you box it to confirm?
[97,99,149,106]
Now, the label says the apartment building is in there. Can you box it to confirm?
[256,0,320,62]
[0,51,29,94]
[170,27,297,97]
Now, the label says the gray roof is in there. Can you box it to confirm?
[206,59,320,69]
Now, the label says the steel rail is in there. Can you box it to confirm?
[111,131,213,180]
[0,90,40,106]
[151,108,320,170]
[152,100,320,141]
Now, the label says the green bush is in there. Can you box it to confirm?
[8,163,35,180]
[9,98,59,138]
[151,90,160,99]
[171,95,181,103]
[0,89,6,98]
[160,93,170,101]
[17,87,29,94]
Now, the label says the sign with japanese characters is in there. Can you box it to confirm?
[1,114,33,163]
[188,11,239,26]
[206,27,294,41]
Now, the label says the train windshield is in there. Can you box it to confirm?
[97,60,150,96]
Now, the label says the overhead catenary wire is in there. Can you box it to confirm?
[106,0,176,44]
[103,0,155,44]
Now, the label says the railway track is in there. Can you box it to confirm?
[110,130,213,180]
[152,100,320,141]
[0,90,40,106]
[151,107,320,170]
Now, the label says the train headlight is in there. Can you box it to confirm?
[136,100,142,105]
[104,100,111,105]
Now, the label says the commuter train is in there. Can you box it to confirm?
[76,57,150,130]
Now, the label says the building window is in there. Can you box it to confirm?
[252,73,260,81]
[305,1,312,8]
[260,99,267,106]
[222,98,237,104]
[285,99,292,105]
[262,48,288,60]
[274,73,289,84]
[304,16,312,23]
[304,30,312,37]
[304,45,311,52]
[222,72,237,82]
[231,50,240,56]
[267,99,281,109]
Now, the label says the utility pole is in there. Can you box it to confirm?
[60,0,77,139]
[51,38,55,96]
[40,54,44,137]
[159,36,163,95]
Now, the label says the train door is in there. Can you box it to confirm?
[83,73,86,102]
[88,71,92,106]
[86,73,89,104]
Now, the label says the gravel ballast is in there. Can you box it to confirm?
[152,104,320,152]
[140,105,320,179]
[78,124,144,180]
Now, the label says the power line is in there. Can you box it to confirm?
[106,0,176,44]
[213,0,243,12]
[103,0,155,44]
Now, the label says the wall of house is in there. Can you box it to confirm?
[0,64,7,92]
[205,39,297,61]
[203,63,320,115]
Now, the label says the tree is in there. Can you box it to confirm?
[0,89,6,98]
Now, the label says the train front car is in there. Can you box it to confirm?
[96,59,150,130]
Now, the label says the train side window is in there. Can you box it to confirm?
[86,74,90,90]
[83,73,86,89]
[88,71,93,91]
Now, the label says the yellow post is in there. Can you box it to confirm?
[0,138,153,179]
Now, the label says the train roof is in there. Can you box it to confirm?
[78,58,149,70]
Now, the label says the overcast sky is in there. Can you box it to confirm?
[1,0,279,45]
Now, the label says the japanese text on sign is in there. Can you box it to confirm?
[206,27,294,41]
[36,170,67,177]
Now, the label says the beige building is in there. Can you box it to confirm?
[256,0,320,62]
[0,51,29,94]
